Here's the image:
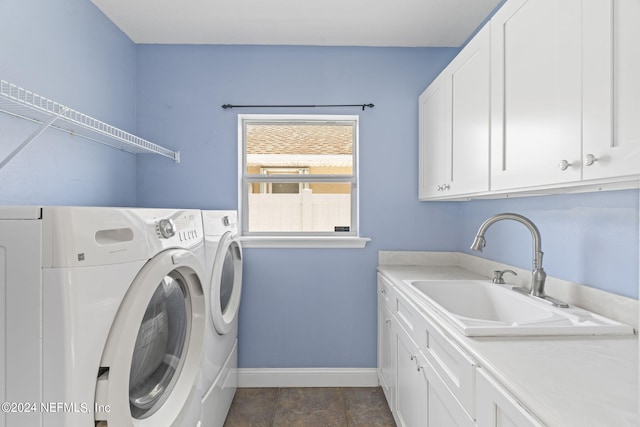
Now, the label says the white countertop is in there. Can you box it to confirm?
[378,260,639,427]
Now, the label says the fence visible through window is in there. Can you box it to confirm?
[248,189,351,232]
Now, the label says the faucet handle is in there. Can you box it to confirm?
[492,269,517,284]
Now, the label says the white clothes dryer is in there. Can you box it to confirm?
[199,211,243,427]
[0,206,205,427]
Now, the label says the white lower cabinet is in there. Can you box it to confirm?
[378,273,542,427]
[378,301,396,410]
[475,369,544,427]
[424,359,474,427]
[395,323,427,427]
[395,322,474,427]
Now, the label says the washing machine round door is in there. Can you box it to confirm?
[210,231,243,335]
[95,248,205,427]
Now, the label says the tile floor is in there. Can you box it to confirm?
[223,387,396,427]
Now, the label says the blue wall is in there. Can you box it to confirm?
[135,45,461,368]
[459,190,639,299]
[0,0,138,206]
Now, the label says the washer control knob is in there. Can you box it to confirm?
[158,219,176,239]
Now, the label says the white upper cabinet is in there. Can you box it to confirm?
[419,24,490,200]
[490,0,583,190]
[449,24,491,196]
[419,0,640,199]
[419,72,449,199]
[582,0,640,180]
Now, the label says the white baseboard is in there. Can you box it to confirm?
[236,368,379,388]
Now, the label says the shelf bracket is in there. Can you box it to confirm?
[0,108,67,171]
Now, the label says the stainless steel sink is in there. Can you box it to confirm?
[404,279,634,337]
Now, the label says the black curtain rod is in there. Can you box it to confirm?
[221,103,375,111]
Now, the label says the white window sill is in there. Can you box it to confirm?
[238,236,371,249]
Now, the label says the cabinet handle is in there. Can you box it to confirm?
[558,160,571,171]
[436,185,443,191]
[584,154,598,166]
[442,184,450,191]
[410,353,426,373]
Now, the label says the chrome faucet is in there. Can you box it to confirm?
[470,213,568,308]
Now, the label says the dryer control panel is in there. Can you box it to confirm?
[202,210,238,236]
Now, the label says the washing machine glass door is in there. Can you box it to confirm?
[211,231,243,335]
[95,248,205,427]
[129,272,188,418]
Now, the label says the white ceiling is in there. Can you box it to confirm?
[90,0,502,47]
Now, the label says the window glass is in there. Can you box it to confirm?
[240,115,358,237]
[246,182,353,233]
[245,123,353,175]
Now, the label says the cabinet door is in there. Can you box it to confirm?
[422,357,474,427]
[476,369,544,427]
[396,322,475,427]
[378,302,395,410]
[419,72,449,199]
[395,323,427,427]
[419,24,490,200]
[491,0,583,190]
[420,315,476,418]
[449,23,490,196]
[582,0,640,180]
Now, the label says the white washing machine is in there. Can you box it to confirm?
[199,211,243,427]
[0,206,206,427]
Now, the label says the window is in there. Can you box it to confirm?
[238,114,368,248]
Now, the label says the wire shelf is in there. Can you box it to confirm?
[0,79,179,162]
